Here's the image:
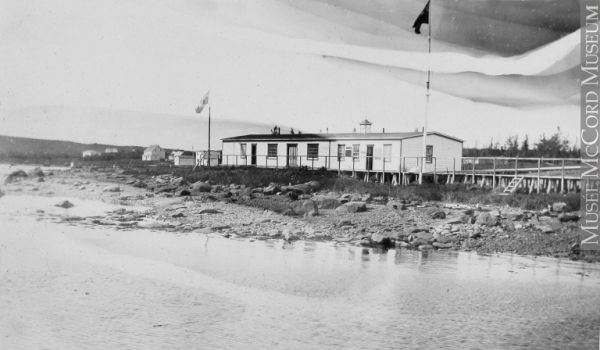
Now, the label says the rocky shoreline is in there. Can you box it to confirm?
[2,165,593,262]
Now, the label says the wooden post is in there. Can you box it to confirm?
[492,158,497,188]
[471,158,475,184]
[352,157,355,177]
[433,158,437,184]
[514,158,518,177]
[561,159,565,193]
[382,160,386,184]
[452,158,456,184]
[537,159,541,194]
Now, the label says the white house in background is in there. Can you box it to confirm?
[221,121,463,174]
[82,150,101,158]
[104,148,119,153]
[174,151,196,166]
[142,145,166,161]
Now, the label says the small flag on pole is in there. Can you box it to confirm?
[195,91,210,114]
[413,1,430,34]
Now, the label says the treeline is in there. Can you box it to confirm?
[464,129,579,158]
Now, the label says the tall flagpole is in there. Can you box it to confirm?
[419,0,432,185]
[208,105,211,167]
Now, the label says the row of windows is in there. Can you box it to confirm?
[238,143,433,163]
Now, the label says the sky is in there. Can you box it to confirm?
[0,0,581,149]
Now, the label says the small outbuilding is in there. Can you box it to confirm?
[174,151,196,166]
[142,145,166,161]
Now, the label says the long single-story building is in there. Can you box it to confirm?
[221,128,463,175]
[82,150,101,158]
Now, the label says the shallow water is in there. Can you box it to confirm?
[1,180,600,349]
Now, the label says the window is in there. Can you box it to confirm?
[383,144,392,162]
[240,143,247,159]
[307,143,319,160]
[426,145,433,163]
[345,146,353,158]
[352,144,360,161]
[337,144,345,161]
[267,144,278,158]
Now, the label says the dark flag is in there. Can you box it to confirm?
[412,1,430,34]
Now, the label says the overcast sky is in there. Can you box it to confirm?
[0,0,580,148]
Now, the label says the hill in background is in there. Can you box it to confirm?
[0,135,145,161]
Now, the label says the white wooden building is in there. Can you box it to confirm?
[173,151,196,166]
[142,145,166,161]
[82,150,101,158]
[221,129,463,176]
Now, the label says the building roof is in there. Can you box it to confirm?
[222,131,463,143]
[144,145,163,152]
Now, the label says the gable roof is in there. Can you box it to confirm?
[222,131,463,143]
[144,144,163,152]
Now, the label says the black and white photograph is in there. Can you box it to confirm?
[0,0,599,349]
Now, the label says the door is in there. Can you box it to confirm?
[251,144,257,165]
[287,144,298,167]
[366,145,374,171]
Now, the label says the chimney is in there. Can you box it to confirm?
[382,128,385,133]
[326,128,329,133]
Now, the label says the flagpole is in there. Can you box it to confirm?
[208,105,211,167]
[419,0,432,185]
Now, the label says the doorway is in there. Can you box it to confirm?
[251,144,257,165]
[366,145,374,171]
[287,144,298,167]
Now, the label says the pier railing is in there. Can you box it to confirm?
[215,154,581,192]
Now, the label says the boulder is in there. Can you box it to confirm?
[179,189,191,196]
[372,196,388,204]
[316,197,342,209]
[306,181,321,191]
[263,183,281,195]
[426,207,446,219]
[28,167,45,178]
[506,212,524,221]
[190,181,212,193]
[287,192,299,200]
[55,200,74,209]
[476,212,499,226]
[552,202,568,212]
[339,194,352,203]
[445,217,463,225]
[335,201,367,214]
[418,244,434,250]
[338,219,353,227]
[370,232,395,248]
[155,185,177,194]
[4,170,28,184]
[433,242,453,249]
[411,231,434,243]
[558,213,579,222]
[102,185,121,193]
[283,183,311,195]
[290,200,319,216]
[133,180,147,188]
